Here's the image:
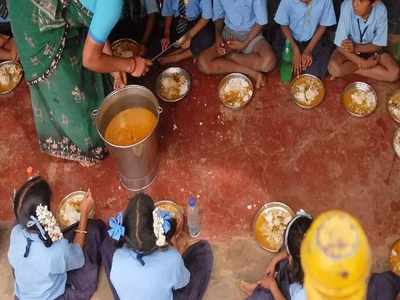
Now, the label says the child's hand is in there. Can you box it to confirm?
[265,260,277,276]
[178,34,192,50]
[80,189,94,216]
[293,48,302,77]
[358,54,379,69]
[257,275,277,289]
[341,39,354,53]
[161,37,170,51]
[301,50,312,70]
[226,39,247,51]
[215,37,227,56]
[8,39,19,61]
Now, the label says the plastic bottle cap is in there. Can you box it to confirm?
[188,197,196,207]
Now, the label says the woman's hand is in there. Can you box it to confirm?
[129,57,152,77]
[112,71,127,90]
[80,189,94,217]
[161,37,170,51]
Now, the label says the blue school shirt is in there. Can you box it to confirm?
[110,246,190,300]
[213,0,268,32]
[290,283,307,300]
[80,0,124,44]
[274,0,336,42]
[334,0,387,47]
[8,225,84,300]
[161,0,213,21]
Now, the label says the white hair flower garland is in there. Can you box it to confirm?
[153,208,167,247]
[36,204,63,242]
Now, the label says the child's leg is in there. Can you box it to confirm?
[226,38,277,73]
[355,53,400,82]
[198,45,265,88]
[239,281,258,296]
[328,48,358,78]
[158,48,193,65]
[100,235,120,300]
[367,271,400,300]
[305,36,333,79]
[62,220,107,300]
[173,240,213,300]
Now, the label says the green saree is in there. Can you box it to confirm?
[8,0,111,164]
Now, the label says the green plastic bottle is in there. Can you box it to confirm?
[280,39,293,84]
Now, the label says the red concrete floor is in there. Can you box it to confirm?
[0,62,399,264]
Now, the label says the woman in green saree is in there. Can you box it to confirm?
[8,0,152,166]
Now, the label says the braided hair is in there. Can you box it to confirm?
[13,177,53,248]
[286,216,312,285]
[119,193,176,253]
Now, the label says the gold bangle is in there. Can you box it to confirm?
[74,229,88,234]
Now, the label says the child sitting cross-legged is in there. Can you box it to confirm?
[273,0,336,78]
[8,177,106,300]
[240,210,313,300]
[198,0,277,89]
[328,0,399,82]
[159,0,214,65]
[101,193,214,300]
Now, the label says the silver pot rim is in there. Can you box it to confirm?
[94,85,162,149]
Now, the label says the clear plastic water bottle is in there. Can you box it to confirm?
[187,196,200,238]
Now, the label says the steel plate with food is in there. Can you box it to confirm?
[155,200,184,235]
[388,90,400,123]
[111,39,141,58]
[58,191,95,229]
[218,73,254,109]
[341,82,377,117]
[290,74,325,109]
[156,67,191,102]
[0,61,23,94]
[253,202,294,252]
[393,128,400,158]
[390,239,400,276]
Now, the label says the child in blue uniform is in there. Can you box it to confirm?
[159,0,214,65]
[8,177,106,300]
[198,0,276,89]
[101,193,213,300]
[274,0,336,78]
[240,210,313,300]
[110,0,160,57]
[328,0,399,82]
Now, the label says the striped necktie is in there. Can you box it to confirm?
[0,0,7,20]
[176,0,188,36]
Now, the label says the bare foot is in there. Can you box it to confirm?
[240,280,258,296]
[253,72,265,89]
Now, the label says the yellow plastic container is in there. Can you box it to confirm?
[301,210,371,300]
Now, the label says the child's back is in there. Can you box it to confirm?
[8,225,84,300]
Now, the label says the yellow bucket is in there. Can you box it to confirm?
[301,210,371,300]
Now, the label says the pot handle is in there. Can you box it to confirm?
[157,106,163,115]
[91,109,99,121]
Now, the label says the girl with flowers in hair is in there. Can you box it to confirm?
[240,210,313,300]
[8,176,106,300]
[101,193,214,300]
